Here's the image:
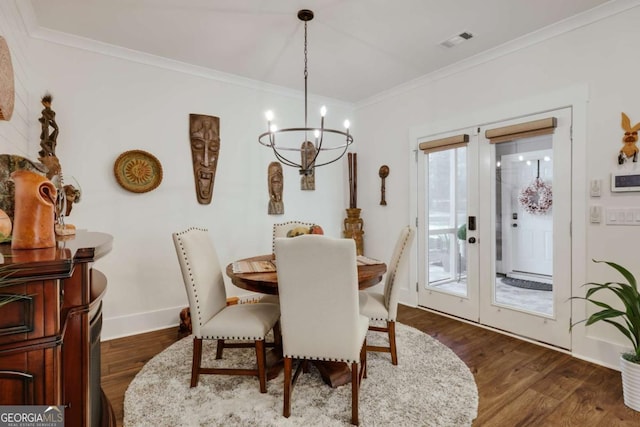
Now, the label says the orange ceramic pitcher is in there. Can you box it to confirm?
[10,169,57,249]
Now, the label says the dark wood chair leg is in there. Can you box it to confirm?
[388,321,398,365]
[190,337,203,387]
[216,339,225,359]
[351,361,359,426]
[255,340,267,393]
[283,357,292,418]
[361,339,367,379]
[273,321,282,348]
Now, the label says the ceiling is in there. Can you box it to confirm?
[28,0,611,103]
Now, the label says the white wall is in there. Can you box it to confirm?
[355,2,640,368]
[0,1,37,155]
[1,2,355,340]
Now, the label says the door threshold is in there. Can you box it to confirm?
[410,303,571,353]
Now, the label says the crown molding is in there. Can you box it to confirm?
[16,0,634,110]
[15,1,354,110]
[357,0,640,109]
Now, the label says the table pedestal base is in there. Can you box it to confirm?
[313,361,352,388]
[266,348,284,380]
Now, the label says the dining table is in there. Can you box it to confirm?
[225,253,387,387]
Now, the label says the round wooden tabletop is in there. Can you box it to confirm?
[226,254,387,295]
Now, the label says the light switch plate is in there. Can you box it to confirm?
[606,208,640,225]
[590,205,601,223]
[590,179,601,197]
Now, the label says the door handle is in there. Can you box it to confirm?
[468,237,476,244]
[468,216,476,231]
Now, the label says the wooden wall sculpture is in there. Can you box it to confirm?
[36,95,79,235]
[379,165,389,205]
[300,141,316,190]
[268,161,284,215]
[619,112,640,164]
[189,114,220,204]
[0,36,14,121]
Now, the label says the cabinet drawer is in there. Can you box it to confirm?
[0,343,62,405]
[0,280,61,344]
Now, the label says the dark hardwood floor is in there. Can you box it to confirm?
[101,304,640,426]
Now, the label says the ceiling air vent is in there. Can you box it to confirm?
[440,31,474,48]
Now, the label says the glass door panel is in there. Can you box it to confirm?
[495,141,553,316]
[418,134,479,323]
[426,148,467,295]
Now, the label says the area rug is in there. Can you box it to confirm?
[501,276,552,291]
[124,323,478,426]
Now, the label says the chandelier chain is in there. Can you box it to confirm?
[304,20,308,128]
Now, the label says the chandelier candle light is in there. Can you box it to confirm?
[258,9,354,176]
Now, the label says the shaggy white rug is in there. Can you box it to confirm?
[124,323,478,426]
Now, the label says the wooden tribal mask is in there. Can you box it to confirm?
[189,114,220,204]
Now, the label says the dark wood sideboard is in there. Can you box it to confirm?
[0,230,115,427]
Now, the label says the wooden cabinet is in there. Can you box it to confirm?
[0,231,115,427]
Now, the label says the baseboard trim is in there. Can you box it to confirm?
[102,305,184,341]
[101,293,266,341]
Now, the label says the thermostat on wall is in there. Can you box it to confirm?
[611,172,640,192]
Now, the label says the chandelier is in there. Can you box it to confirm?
[258,9,354,176]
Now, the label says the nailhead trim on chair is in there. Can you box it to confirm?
[175,227,209,334]
[367,315,390,321]
[284,354,361,364]
[383,227,413,315]
[201,335,265,340]
[175,227,269,341]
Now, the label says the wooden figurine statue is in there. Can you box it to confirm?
[300,141,316,190]
[38,94,59,159]
[36,95,78,235]
[268,161,284,215]
[189,114,220,204]
[379,165,389,205]
[619,112,640,164]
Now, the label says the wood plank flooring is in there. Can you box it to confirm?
[101,305,640,426]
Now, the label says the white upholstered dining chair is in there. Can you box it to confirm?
[172,227,280,393]
[358,226,415,365]
[271,221,321,253]
[275,234,368,426]
[263,221,323,305]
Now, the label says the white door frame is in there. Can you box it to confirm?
[407,84,589,350]
[478,107,572,349]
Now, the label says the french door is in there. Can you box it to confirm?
[417,108,572,349]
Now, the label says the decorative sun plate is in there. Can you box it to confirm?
[113,150,163,193]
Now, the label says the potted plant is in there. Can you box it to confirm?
[571,260,640,411]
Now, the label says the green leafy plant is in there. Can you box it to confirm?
[571,260,640,363]
[457,224,467,241]
[0,262,27,308]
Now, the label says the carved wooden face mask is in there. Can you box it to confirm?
[189,114,220,204]
[268,162,283,202]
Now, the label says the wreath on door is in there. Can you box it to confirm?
[518,177,552,215]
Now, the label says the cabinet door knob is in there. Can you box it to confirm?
[468,237,476,244]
